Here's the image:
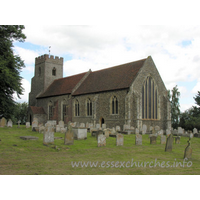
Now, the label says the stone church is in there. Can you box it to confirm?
[28,54,171,131]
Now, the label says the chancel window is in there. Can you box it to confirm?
[142,77,158,119]
[87,98,92,116]
[75,99,80,116]
[111,96,118,114]
[52,67,56,76]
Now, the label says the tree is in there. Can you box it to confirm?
[12,102,28,124]
[168,85,181,129]
[0,25,26,119]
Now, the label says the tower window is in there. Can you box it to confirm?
[52,67,56,76]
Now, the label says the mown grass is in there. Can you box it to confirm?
[0,125,200,175]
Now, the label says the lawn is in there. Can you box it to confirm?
[0,125,200,175]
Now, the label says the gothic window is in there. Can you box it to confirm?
[86,98,92,116]
[48,101,53,120]
[52,67,56,76]
[142,77,158,119]
[111,96,118,114]
[62,104,68,121]
[75,99,79,116]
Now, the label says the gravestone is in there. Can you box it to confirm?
[80,123,85,128]
[20,136,38,140]
[155,126,160,133]
[102,124,106,129]
[17,120,21,128]
[32,118,38,131]
[39,126,45,133]
[73,128,87,140]
[193,128,197,134]
[123,124,130,131]
[178,127,184,135]
[184,139,192,159]
[7,119,13,127]
[135,134,142,145]
[96,130,104,140]
[96,123,100,129]
[175,136,181,144]
[116,133,124,146]
[150,136,157,144]
[56,125,61,132]
[60,127,67,133]
[166,129,171,136]
[64,124,74,145]
[0,117,7,127]
[91,128,98,136]
[104,129,110,138]
[26,122,30,128]
[43,124,54,145]
[189,133,193,139]
[135,128,139,135]
[160,135,166,144]
[116,126,120,132]
[97,134,106,147]
[165,134,173,152]
[142,124,147,135]
[158,129,163,136]
[59,120,64,128]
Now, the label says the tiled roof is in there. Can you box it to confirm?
[37,72,87,98]
[73,58,146,95]
[30,106,46,114]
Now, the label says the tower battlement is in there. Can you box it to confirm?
[35,54,63,65]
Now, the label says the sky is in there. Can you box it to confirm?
[12,25,200,112]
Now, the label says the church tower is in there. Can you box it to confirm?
[29,54,63,106]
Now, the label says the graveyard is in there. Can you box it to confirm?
[0,122,200,175]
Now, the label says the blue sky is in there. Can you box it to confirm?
[12,25,200,112]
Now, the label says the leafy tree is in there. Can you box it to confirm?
[168,85,181,129]
[12,102,28,124]
[0,25,26,119]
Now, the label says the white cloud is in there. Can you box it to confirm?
[14,79,31,103]
[192,82,200,94]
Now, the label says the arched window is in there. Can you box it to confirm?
[86,98,92,116]
[52,67,56,76]
[111,96,118,114]
[142,77,158,119]
[48,101,53,120]
[75,99,79,116]
[62,99,68,121]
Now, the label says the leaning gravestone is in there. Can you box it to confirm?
[160,135,166,144]
[165,134,173,152]
[135,134,142,145]
[116,133,124,146]
[184,139,192,159]
[150,136,157,144]
[64,124,74,145]
[7,119,13,127]
[97,134,106,147]
[43,124,54,145]
[26,122,30,128]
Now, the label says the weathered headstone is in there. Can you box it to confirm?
[116,133,124,146]
[0,117,7,127]
[39,126,45,133]
[59,120,64,128]
[166,129,171,136]
[96,130,104,140]
[175,136,181,144]
[123,124,130,131]
[32,118,38,131]
[43,124,54,145]
[17,120,21,128]
[135,134,142,145]
[104,129,110,138]
[189,133,193,139]
[155,126,160,132]
[116,126,120,132]
[178,127,183,135]
[60,127,67,133]
[184,139,192,159]
[193,128,197,134]
[7,119,13,127]
[64,124,74,145]
[135,128,139,135]
[26,122,30,128]
[73,128,87,140]
[102,124,106,129]
[97,134,106,147]
[80,123,85,128]
[142,124,147,135]
[150,136,157,144]
[165,134,173,152]
[56,125,61,132]
[96,123,100,129]
[160,135,166,144]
